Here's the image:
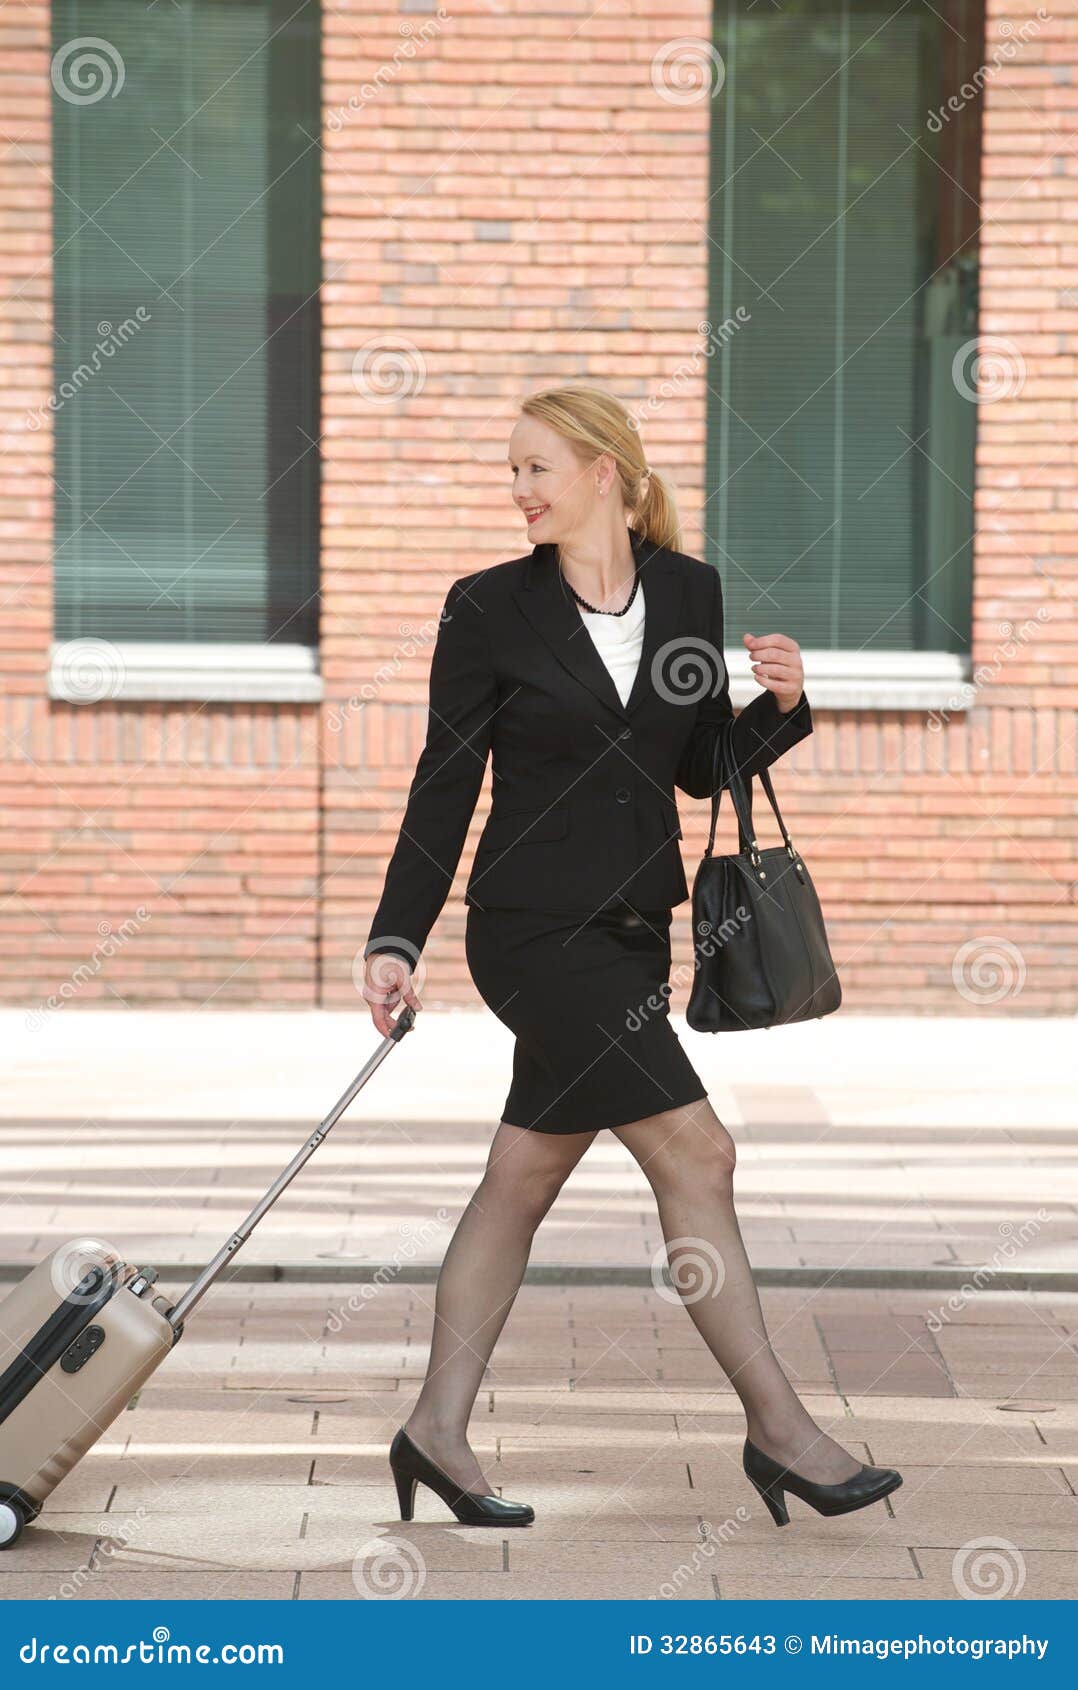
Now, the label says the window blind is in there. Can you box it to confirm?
[50,0,321,645]
[706,0,981,654]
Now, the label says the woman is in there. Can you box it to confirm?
[362,385,901,1532]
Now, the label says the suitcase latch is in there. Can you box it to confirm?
[60,1324,107,1373]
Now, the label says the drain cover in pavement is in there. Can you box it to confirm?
[286,1393,353,1404]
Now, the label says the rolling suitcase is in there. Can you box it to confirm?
[0,1006,416,1549]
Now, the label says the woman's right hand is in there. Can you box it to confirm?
[363,951,423,1038]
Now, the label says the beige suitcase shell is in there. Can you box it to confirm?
[0,1242,175,1535]
[0,1006,416,1550]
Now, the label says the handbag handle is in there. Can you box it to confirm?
[704,723,801,875]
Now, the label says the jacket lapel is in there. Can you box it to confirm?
[513,534,682,719]
[625,536,686,717]
[514,537,628,720]
[514,530,685,721]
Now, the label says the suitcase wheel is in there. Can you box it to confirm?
[0,1499,25,1550]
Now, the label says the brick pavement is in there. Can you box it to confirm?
[3,1010,1073,1281]
[2,1011,1075,1598]
[1,1283,1077,1600]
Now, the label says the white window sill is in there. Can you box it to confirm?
[726,649,973,712]
[45,643,970,711]
[47,641,323,704]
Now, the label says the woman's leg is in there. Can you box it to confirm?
[403,1119,596,1492]
[613,1098,863,1484]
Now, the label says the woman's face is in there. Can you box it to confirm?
[507,416,606,544]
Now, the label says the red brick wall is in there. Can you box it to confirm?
[0,1,322,1010]
[324,1,1076,1014]
[0,3,50,705]
[965,0,1078,1009]
[1,0,1074,1016]
[319,1,721,1007]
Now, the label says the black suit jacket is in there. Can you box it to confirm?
[365,530,813,964]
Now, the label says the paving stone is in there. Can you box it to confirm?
[884,1463,1074,1496]
[716,1576,952,1600]
[104,1481,382,1514]
[103,1455,315,1488]
[43,1469,131,1513]
[0,1570,296,1600]
[950,1386,1078,1408]
[505,1538,915,1579]
[914,1548,1078,1601]
[304,1518,505,1571]
[489,1452,694,1484]
[24,1513,303,1574]
[492,1416,682,1441]
[4,1093,1078,1604]
[122,1407,317,1442]
[0,1523,106,1574]
[295,1569,719,1600]
[883,1502,1078,1552]
[491,1508,722,1543]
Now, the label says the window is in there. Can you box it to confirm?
[705,0,983,678]
[49,0,321,674]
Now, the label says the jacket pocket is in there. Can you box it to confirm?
[479,804,570,849]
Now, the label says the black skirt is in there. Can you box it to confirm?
[464,899,709,1134]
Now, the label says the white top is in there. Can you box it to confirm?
[575,578,645,707]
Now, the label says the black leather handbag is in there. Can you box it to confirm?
[686,726,842,1033]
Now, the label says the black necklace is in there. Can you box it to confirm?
[566,568,640,617]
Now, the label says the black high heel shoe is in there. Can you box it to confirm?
[743,1436,902,1527]
[389,1427,535,1527]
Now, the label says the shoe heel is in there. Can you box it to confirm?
[749,1475,789,1527]
[392,1466,418,1522]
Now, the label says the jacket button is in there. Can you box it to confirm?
[615,787,631,804]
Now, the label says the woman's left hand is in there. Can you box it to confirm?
[742,631,804,714]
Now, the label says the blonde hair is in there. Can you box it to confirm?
[518,385,682,553]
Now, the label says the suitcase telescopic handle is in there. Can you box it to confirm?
[167,1006,419,1332]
